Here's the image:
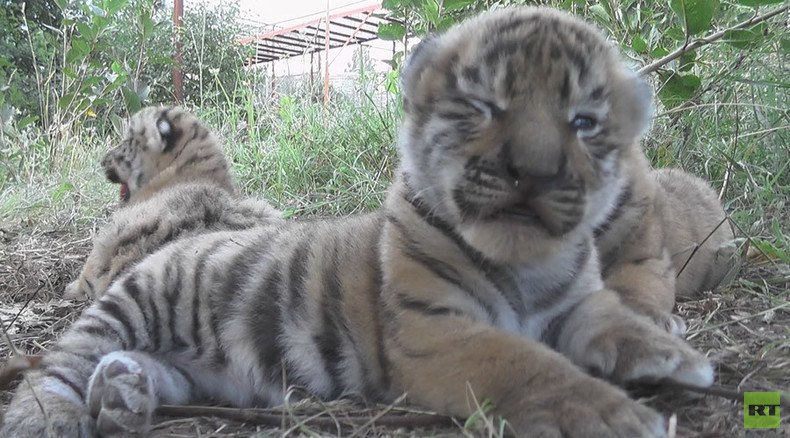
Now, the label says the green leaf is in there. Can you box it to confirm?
[378,23,406,41]
[679,51,695,71]
[754,239,790,264]
[72,38,90,55]
[65,47,83,64]
[81,76,103,90]
[631,35,648,53]
[139,13,154,39]
[735,0,784,6]
[76,22,94,40]
[436,16,456,31]
[658,73,701,108]
[17,115,38,130]
[58,93,75,110]
[665,26,686,41]
[102,0,129,15]
[110,60,126,75]
[589,4,610,23]
[109,113,124,136]
[422,0,440,25]
[723,24,766,49]
[121,86,142,112]
[670,0,719,36]
[63,66,78,79]
[53,0,68,10]
[651,46,670,58]
[443,0,476,12]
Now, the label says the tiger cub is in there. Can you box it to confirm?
[63,106,281,300]
[4,8,713,437]
[595,155,735,334]
[653,168,736,298]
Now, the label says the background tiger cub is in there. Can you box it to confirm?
[595,150,735,334]
[63,106,281,299]
[654,168,736,298]
[3,8,713,437]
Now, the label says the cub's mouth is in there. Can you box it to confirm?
[120,183,130,202]
[103,167,129,202]
[496,201,542,225]
[492,198,582,237]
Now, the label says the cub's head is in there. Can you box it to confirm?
[398,7,653,263]
[101,106,216,204]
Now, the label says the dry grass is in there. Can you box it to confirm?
[1,221,788,437]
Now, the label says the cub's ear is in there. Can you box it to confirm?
[400,37,438,110]
[612,71,654,139]
[155,113,178,153]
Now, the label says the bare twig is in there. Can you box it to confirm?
[631,379,790,410]
[638,5,789,76]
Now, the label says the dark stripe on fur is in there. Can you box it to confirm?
[97,299,137,349]
[114,219,162,256]
[164,260,189,349]
[123,275,153,349]
[287,236,311,317]
[77,316,129,350]
[190,241,228,356]
[44,369,85,400]
[594,186,632,237]
[397,294,463,316]
[387,214,496,320]
[400,180,518,297]
[248,261,286,382]
[368,220,391,398]
[314,243,346,398]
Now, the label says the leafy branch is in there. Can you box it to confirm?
[639,4,789,76]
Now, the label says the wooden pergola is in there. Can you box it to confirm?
[172,2,399,104]
[238,2,401,104]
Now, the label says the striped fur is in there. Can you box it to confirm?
[63,106,281,299]
[5,8,714,437]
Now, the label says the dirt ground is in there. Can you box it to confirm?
[1,222,788,437]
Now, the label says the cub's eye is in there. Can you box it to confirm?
[570,114,598,132]
[468,99,503,119]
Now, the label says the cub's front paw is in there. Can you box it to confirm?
[513,375,666,438]
[641,307,687,337]
[62,278,83,299]
[573,315,713,386]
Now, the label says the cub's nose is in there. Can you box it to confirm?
[504,157,568,197]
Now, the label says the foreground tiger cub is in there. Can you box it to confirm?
[63,106,281,299]
[596,157,735,334]
[4,8,713,437]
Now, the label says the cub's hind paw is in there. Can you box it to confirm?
[87,353,155,438]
